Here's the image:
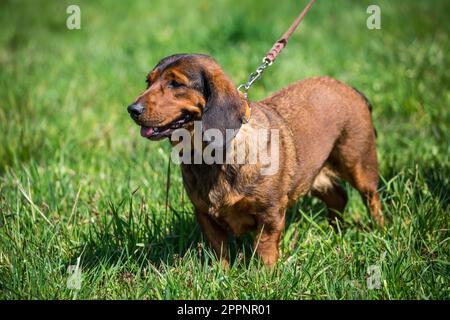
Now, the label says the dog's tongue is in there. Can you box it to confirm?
[140,126,154,137]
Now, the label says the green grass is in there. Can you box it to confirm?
[0,0,449,299]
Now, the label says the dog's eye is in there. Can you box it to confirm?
[168,80,184,89]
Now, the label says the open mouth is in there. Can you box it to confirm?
[140,113,193,140]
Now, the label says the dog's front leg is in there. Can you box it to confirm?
[195,210,229,268]
[254,208,286,268]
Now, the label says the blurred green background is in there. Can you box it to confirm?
[0,0,449,299]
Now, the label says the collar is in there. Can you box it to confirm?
[239,92,252,124]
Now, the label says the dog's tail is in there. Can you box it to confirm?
[352,86,377,138]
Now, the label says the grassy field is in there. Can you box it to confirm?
[0,0,449,299]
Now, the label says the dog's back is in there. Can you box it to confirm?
[259,76,382,225]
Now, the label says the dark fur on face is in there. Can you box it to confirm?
[128,54,383,268]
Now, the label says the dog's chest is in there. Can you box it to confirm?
[181,163,259,236]
[219,199,257,236]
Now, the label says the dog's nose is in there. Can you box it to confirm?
[127,103,144,119]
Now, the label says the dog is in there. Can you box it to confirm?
[127,53,383,267]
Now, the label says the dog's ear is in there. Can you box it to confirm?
[200,67,243,141]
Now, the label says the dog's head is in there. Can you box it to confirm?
[127,54,244,141]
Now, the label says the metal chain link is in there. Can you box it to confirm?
[237,58,273,123]
[237,57,273,96]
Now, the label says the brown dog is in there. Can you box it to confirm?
[127,54,383,267]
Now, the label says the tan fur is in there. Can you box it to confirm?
[312,166,338,193]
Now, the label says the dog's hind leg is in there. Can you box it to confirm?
[311,167,348,226]
[344,161,383,228]
[331,133,384,227]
